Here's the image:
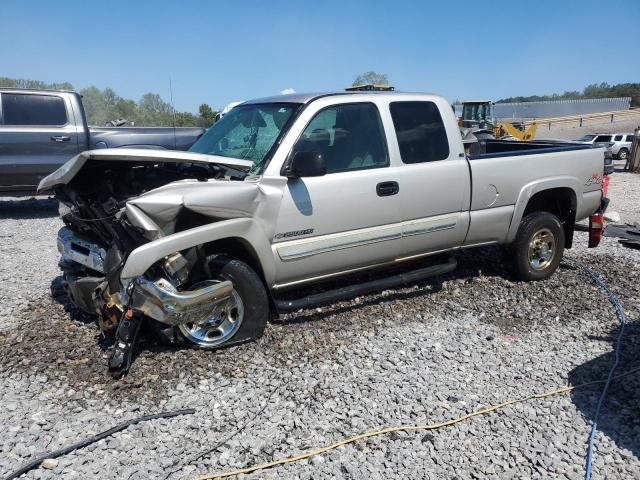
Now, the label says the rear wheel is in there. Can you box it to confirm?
[176,255,269,349]
[509,212,565,281]
[618,148,629,161]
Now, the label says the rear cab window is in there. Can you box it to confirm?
[626,134,635,142]
[594,135,612,143]
[389,101,449,164]
[614,135,623,141]
[1,93,67,126]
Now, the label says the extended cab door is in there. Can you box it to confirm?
[269,100,405,288]
[386,99,471,257]
[0,92,80,193]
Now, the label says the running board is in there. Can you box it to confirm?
[274,256,457,313]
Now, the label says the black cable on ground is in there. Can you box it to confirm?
[4,408,195,480]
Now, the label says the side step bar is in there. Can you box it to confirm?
[274,256,457,313]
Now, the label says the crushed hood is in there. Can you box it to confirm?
[125,178,286,241]
[38,148,285,242]
[37,148,253,193]
[125,180,271,239]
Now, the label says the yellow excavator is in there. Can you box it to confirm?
[458,100,537,140]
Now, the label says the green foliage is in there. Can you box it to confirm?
[352,71,389,86]
[0,76,218,127]
[497,82,640,108]
[0,76,74,91]
[198,103,217,127]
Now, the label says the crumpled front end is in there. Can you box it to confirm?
[56,227,234,328]
[47,149,263,335]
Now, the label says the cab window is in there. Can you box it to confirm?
[291,103,389,173]
[389,101,449,164]
[1,93,67,126]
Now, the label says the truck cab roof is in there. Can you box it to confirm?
[0,87,78,95]
[242,91,442,106]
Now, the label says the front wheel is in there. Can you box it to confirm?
[176,255,269,349]
[508,212,565,281]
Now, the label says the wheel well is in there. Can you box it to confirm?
[201,237,277,315]
[523,188,577,248]
[202,237,266,281]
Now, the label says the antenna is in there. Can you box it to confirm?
[169,76,177,150]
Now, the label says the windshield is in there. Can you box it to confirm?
[189,103,300,174]
[575,134,596,142]
[462,103,494,123]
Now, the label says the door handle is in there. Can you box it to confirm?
[50,135,71,142]
[376,181,399,197]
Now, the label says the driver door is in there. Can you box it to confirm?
[271,101,404,288]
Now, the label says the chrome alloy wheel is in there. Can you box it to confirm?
[178,281,244,347]
[528,228,555,271]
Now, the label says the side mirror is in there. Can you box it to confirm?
[282,151,326,178]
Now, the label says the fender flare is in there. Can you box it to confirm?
[120,218,276,285]
[505,176,581,243]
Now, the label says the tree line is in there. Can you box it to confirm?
[3,76,637,127]
[0,77,218,127]
[497,82,640,107]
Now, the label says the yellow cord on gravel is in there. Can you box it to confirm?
[194,368,640,480]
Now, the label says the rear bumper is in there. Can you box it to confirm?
[588,196,609,249]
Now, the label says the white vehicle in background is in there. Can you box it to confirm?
[573,132,636,160]
[574,133,614,147]
[609,133,635,161]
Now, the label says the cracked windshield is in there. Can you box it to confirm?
[189,103,299,174]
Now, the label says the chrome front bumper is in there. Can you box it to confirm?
[130,278,233,326]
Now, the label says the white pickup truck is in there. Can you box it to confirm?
[38,91,607,376]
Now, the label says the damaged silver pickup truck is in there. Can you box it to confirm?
[38,91,607,376]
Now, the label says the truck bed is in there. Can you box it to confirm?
[90,126,206,151]
[467,139,594,159]
[464,140,605,246]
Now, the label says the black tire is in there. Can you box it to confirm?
[618,148,629,161]
[173,254,269,349]
[508,212,565,281]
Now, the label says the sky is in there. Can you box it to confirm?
[1,0,638,113]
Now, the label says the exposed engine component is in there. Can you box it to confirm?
[57,227,107,273]
[163,252,192,286]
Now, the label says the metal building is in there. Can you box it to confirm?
[452,97,631,121]
[493,97,631,120]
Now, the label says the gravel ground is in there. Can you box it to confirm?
[1,174,640,480]
[608,165,640,225]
